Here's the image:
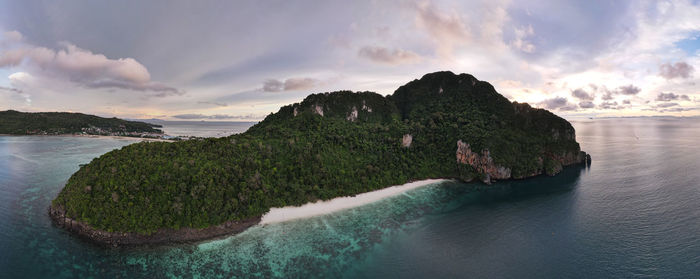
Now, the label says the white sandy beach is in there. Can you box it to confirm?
[70,134,174,142]
[260,178,449,224]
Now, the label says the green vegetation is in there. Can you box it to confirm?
[0,110,162,135]
[52,72,587,234]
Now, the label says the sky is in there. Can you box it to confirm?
[1,0,699,120]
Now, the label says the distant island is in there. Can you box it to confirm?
[0,110,164,138]
[49,71,591,246]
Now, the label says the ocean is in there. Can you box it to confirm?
[149,120,257,138]
[0,118,698,278]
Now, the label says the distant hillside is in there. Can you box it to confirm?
[0,110,163,135]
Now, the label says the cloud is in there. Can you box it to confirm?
[512,25,535,53]
[284,78,318,91]
[0,31,179,95]
[593,84,639,101]
[599,101,619,110]
[622,99,631,105]
[358,46,421,65]
[414,1,470,57]
[1,83,31,104]
[262,79,284,92]
[579,101,595,109]
[571,88,594,100]
[197,101,229,107]
[539,96,577,111]
[616,84,640,95]
[85,79,182,96]
[2,30,23,42]
[0,85,22,94]
[540,97,568,109]
[659,62,694,79]
[655,102,679,108]
[658,107,699,113]
[656,92,690,102]
[172,113,262,120]
[2,2,699,118]
[0,48,28,66]
[601,90,614,100]
[559,105,578,111]
[262,77,317,92]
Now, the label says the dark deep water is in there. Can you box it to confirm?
[0,118,699,278]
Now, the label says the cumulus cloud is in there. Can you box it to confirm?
[659,62,694,79]
[539,96,577,111]
[540,96,568,109]
[358,46,421,65]
[415,1,470,58]
[616,84,641,95]
[622,99,631,105]
[0,48,28,66]
[579,101,595,109]
[601,90,614,100]
[262,77,317,92]
[0,31,180,95]
[588,84,639,101]
[172,113,262,120]
[656,92,690,102]
[599,101,619,110]
[571,88,594,100]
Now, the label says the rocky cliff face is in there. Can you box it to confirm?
[544,150,591,176]
[402,134,413,148]
[456,138,591,183]
[456,140,511,183]
[49,204,260,246]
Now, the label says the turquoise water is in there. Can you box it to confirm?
[1,118,699,278]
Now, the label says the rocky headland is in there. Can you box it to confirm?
[50,71,590,246]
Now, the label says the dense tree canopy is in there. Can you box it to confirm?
[0,110,162,135]
[52,72,586,234]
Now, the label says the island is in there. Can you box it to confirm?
[49,71,591,246]
[0,110,164,138]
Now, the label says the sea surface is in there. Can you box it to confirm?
[148,120,257,138]
[1,118,699,278]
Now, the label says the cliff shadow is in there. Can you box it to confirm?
[437,163,589,211]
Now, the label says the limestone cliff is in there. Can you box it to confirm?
[456,140,511,183]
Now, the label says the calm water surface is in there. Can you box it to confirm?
[0,118,699,278]
[155,120,256,138]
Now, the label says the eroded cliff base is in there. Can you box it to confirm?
[49,205,260,247]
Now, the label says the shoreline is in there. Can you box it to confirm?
[48,158,591,247]
[48,178,449,247]
[49,205,259,247]
[260,179,449,224]
[67,134,174,142]
[0,134,174,142]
